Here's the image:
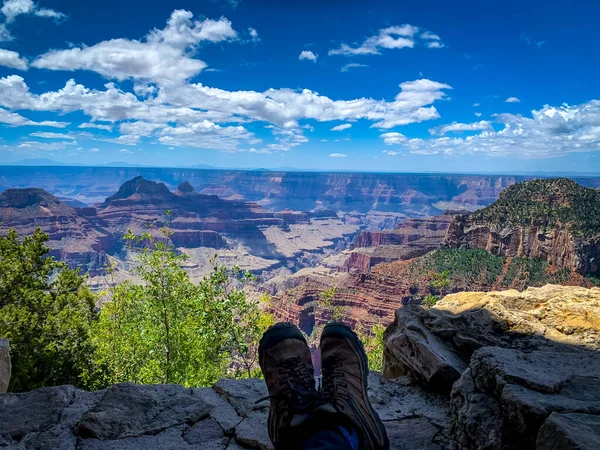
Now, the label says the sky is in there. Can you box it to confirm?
[0,0,599,173]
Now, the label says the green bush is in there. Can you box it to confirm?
[0,229,96,392]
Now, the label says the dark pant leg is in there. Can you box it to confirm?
[300,430,353,450]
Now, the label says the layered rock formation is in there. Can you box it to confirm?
[383,285,600,449]
[443,178,600,275]
[8,166,594,214]
[0,188,113,276]
[344,211,459,273]
[0,177,359,282]
[0,372,451,450]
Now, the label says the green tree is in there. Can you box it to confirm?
[356,323,385,372]
[89,229,273,388]
[0,228,96,392]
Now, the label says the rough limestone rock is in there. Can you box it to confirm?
[383,285,600,391]
[0,339,9,393]
[383,285,600,450]
[536,413,600,450]
[0,372,451,450]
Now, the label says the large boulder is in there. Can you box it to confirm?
[383,285,600,391]
[0,339,9,393]
[383,284,600,450]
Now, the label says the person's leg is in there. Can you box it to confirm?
[315,322,390,450]
[258,322,318,450]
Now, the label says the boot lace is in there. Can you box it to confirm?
[258,356,316,412]
[321,354,349,402]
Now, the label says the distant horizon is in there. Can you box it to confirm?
[2,158,600,178]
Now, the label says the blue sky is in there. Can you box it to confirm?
[0,0,599,173]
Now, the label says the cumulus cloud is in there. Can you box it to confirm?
[0,107,67,127]
[30,131,76,139]
[329,153,347,158]
[0,71,451,152]
[0,48,27,70]
[505,97,521,103]
[1,0,65,23]
[298,50,317,62]
[341,63,368,72]
[119,148,132,153]
[331,123,352,131]
[474,112,482,117]
[380,132,406,145]
[429,120,493,136]
[383,100,600,158]
[329,25,444,56]
[78,122,112,131]
[32,10,238,83]
[157,78,451,129]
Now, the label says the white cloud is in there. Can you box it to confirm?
[0,48,27,70]
[32,10,238,83]
[341,63,368,72]
[298,50,317,62]
[473,103,480,107]
[78,122,112,131]
[247,27,259,43]
[427,41,444,49]
[0,23,11,41]
[119,148,132,153]
[474,112,482,117]
[90,147,100,152]
[30,131,76,139]
[0,107,68,127]
[329,153,347,158]
[34,8,66,20]
[505,97,521,103]
[421,31,440,40]
[1,0,65,23]
[329,25,443,56]
[0,72,451,152]
[158,78,451,129]
[386,100,600,158]
[18,140,76,150]
[380,132,406,145]
[429,120,493,136]
[331,123,352,131]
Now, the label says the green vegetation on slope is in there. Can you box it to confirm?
[469,178,600,237]
[408,248,589,300]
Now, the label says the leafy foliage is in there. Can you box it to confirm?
[89,230,274,388]
[469,178,600,237]
[0,229,96,392]
[356,323,385,372]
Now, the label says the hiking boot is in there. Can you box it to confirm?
[259,322,317,450]
[317,322,389,450]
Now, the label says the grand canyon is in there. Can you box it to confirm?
[1,166,599,334]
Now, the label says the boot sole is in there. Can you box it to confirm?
[321,322,390,450]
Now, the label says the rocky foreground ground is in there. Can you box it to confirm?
[1,285,599,449]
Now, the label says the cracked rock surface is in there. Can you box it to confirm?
[0,372,451,450]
